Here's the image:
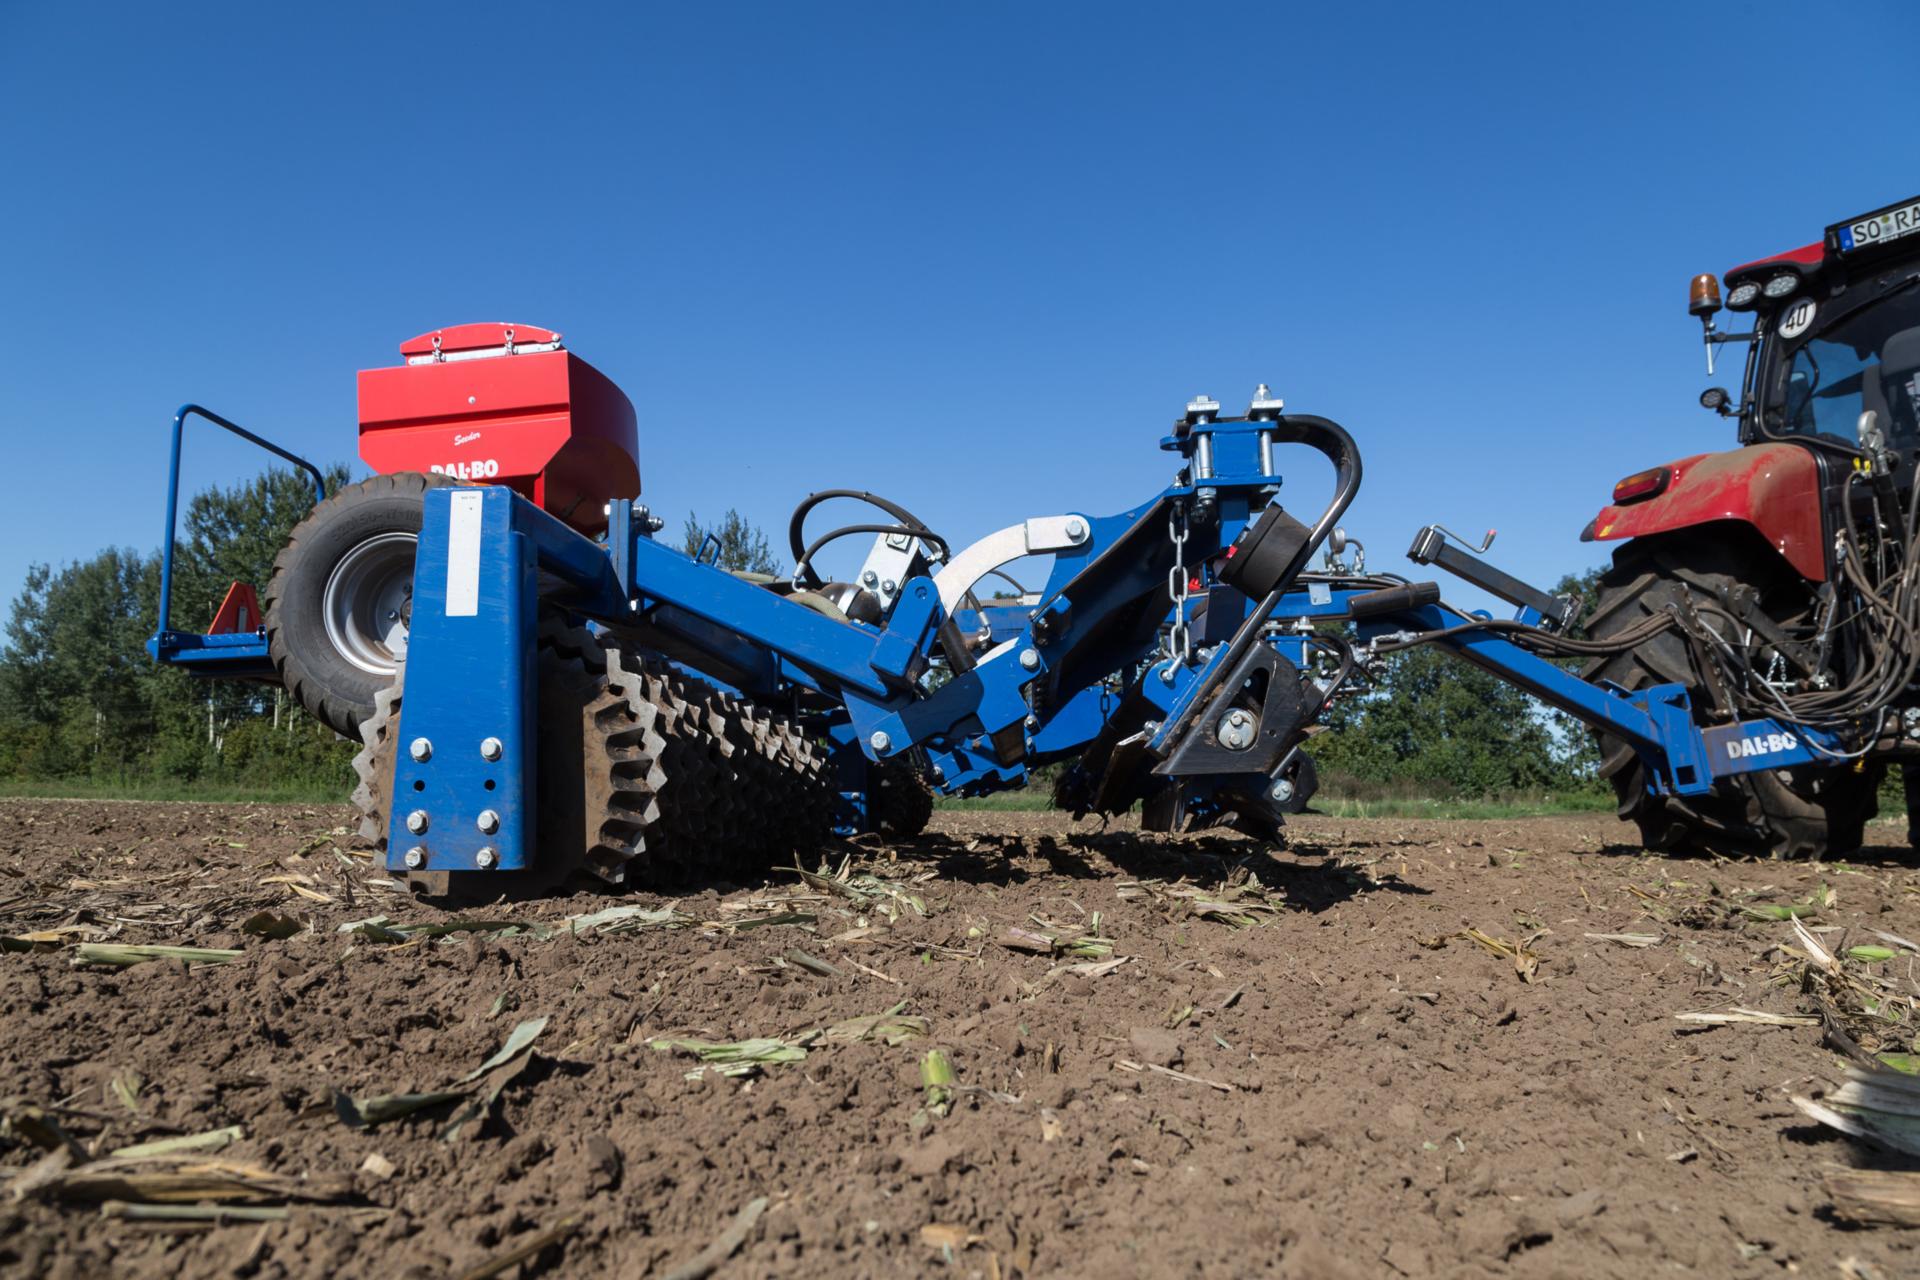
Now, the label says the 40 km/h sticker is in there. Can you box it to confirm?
[1777,298,1817,341]
[430,459,501,480]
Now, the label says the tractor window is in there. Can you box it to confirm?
[1778,286,1920,448]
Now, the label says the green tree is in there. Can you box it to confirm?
[1312,647,1576,796]
[1310,565,1613,800]
[0,464,358,792]
[682,508,780,575]
[170,464,352,635]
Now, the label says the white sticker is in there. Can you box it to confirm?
[445,490,484,617]
[1778,298,1817,340]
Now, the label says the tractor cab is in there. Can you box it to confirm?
[1584,195,1920,581]
[1708,195,1920,489]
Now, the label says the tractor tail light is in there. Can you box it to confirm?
[1612,467,1672,505]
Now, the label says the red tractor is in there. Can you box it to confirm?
[1582,194,1920,857]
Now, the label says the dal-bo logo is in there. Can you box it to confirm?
[429,459,501,480]
[1725,731,1797,760]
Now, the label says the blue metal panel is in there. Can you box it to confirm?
[622,536,901,701]
[145,629,275,679]
[386,487,537,873]
[1704,719,1851,780]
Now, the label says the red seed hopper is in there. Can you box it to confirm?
[356,322,639,534]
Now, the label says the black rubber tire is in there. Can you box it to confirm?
[1585,531,1874,858]
[265,472,460,738]
[871,757,935,837]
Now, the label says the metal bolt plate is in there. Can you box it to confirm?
[1218,709,1257,750]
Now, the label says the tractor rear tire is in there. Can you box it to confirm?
[1585,533,1875,859]
[265,472,460,738]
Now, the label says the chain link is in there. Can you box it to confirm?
[1166,501,1192,668]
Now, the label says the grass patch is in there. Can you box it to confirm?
[937,785,1615,819]
[1310,792,1615,819]
[932,792,1057,812]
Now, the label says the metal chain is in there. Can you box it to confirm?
[1166,501,1192,668]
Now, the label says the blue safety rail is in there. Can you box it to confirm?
[147,404,328,678]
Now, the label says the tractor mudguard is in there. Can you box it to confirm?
[1582,443,1826,581]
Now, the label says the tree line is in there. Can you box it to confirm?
[0,468,1610,802]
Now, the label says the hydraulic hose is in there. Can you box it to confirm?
[787,489,945,588]
[792,522,952,588]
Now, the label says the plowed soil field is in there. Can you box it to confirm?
[3,798,1919,1279]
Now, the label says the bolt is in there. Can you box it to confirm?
[475,847,498,870]
[403,846,427,870]
[1270,778,1296,804]
[882,579,897,595]
[1217,709,1257,750]
[1020,649,1041,670]
[1026,714,1039,729]
[862,570,879,587]
[476,809,500,835]
[1065,517,1088,543]
[870,730,892,754]
[405,809,430,835]
[409,737,432,762]
[479,736,503,761]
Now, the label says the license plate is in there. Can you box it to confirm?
[1836,198,1920,253]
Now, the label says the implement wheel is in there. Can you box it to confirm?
[1585,531,1876,858]
[871,757,935,837]
[264,472,459,738]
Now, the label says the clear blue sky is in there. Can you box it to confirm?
[4,2,1917,618]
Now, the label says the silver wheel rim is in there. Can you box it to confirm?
[322,532,417,676]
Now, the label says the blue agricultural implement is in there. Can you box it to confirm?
[152,194,1920,888]
[145,312,1873,890]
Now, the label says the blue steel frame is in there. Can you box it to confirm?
[141,400,1855,877]
[147,404,328,677]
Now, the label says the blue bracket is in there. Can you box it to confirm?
[386,487,538,873]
